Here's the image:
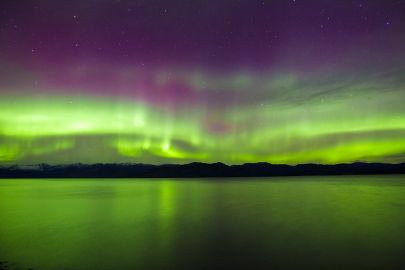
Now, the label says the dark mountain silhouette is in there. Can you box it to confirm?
[1,162,405,178]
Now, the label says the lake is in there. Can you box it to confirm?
[1,176,405,270]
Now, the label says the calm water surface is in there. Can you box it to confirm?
[1,176,405,270]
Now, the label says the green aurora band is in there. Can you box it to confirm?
[1,67,405,165]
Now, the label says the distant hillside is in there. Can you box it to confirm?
[1,162,405,178]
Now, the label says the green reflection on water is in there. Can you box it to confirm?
[1,176,405,270]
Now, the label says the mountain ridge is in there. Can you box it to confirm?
[1,162,405,178]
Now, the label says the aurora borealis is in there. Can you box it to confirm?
[0,0,404,165]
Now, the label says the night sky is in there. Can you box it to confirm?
[0,0,404,165]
